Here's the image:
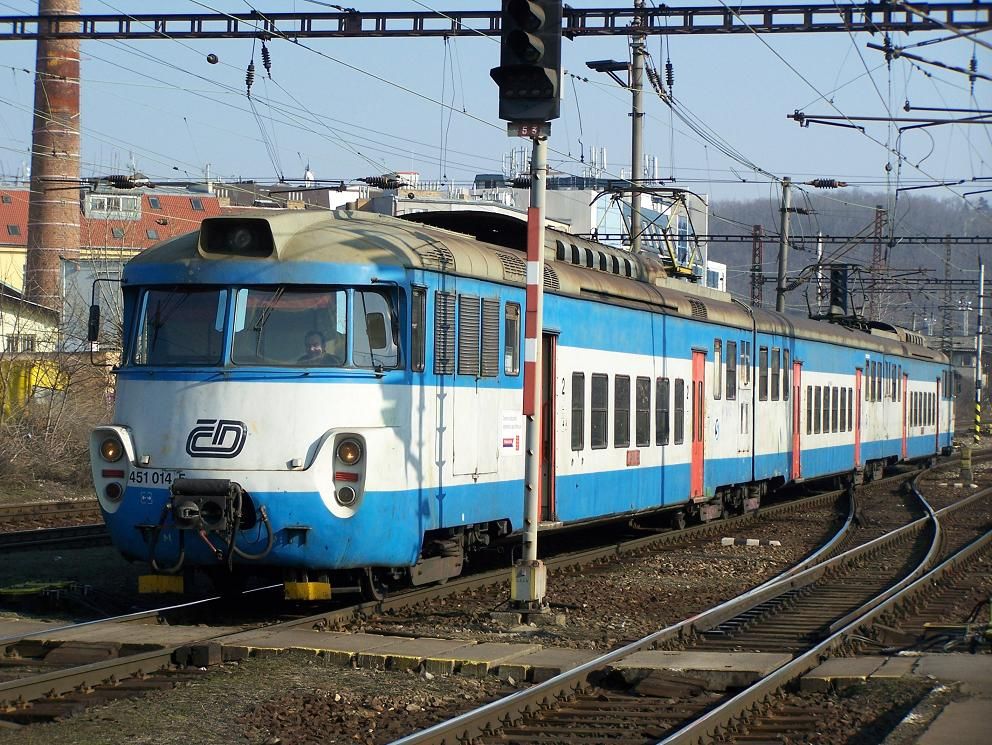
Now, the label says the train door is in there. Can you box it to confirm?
[854,368,863,467]
[935,377,940,453]
[540,333,557,521]
[791,361,802,479]
[691,350,705,499]
[901,373,908,459]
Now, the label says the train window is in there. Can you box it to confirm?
[832,386,839,432]
[674,379,685,444]
[230,287,350,368]
[591,374,608,449]
[353,291,400,369]
[840,387,847,431]
[656,377,670,445]
[874,362,882,401]
[814,387,821,434]
[571,373,585,451]
[782,350,790,400]
[134,287,227,366]
[726,341,737,400]
[865,367,871,401]
[434,291,455,375]
[457,296,481,376]
[636,377,651,447]
[480,298,500,377]
[848,387,853,430]
[504,303,520,376]
[758,347,768,401]
[771,348,780,401]
[411,288,426,372]
[822,387,831,434]
[713,340,722,399]
[740,341,751,386]
[615,376,631,448]
[806,385,813,435]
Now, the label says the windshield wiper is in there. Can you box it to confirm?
[252,286,285,356]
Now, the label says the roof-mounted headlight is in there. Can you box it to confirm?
[200,218,274,258]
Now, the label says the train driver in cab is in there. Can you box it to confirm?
[300,330,344,366]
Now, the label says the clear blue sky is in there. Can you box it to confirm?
[0,0,989,208]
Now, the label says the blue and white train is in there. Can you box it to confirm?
[88,209,954,597]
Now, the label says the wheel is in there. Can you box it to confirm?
[360,567,387,601]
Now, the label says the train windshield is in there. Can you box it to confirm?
[232,287,348,367]
[130,285,399,368]
[132,287,228,366]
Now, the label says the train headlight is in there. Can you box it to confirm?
[335,486,358,507]
[100,435,124,463]
[336,439,363,466]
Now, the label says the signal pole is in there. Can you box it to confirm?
[976,257,985,443]
[490,0,562,618]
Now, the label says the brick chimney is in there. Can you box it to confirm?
[24,0,80,311]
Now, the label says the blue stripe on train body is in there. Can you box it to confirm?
[98,214,955,572]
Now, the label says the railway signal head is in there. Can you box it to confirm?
[490,0,563,123]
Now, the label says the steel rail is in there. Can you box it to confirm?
[0,486,849,713]
[392,477,982,744]
[0,501,100,522]
[0,524,111,552]
[659,488,992,744]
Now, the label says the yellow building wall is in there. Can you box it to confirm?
[0,247,25,293]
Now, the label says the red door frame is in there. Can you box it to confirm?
[691,350,705,500]
[854,368,863,467]
[935,377,940,454]
[540,333,557,521]
[901,374,908,460]
[791,362,802,479]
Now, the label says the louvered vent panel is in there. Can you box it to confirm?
[457,295,481,376]
[416,242,454,271]
[481,298,501,377]
[434,291,455,375]
[689,299,708,320]
[544,265,560,292]
[497,252,526,283]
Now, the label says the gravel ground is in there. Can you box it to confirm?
[0,650,515,745]
[357,501,842,649]
[3,478,952,744]
[724,679,941,745]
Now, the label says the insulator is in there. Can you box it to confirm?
[361,176,403,190]
[261,43,272,77]
[809,178,847,189]
[512,174,532,189]
[246,61,256,97]
[665,59,674,89]
[206,53,219,65]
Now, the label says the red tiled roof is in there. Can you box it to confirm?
[0,187,222,251]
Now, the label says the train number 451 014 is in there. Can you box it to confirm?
[128,469,185,486]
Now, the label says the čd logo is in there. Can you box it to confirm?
[185,419,248,458]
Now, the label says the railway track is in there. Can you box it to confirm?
[0,482,856,724]
[388,475,991,744]
[0,464,979,733]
